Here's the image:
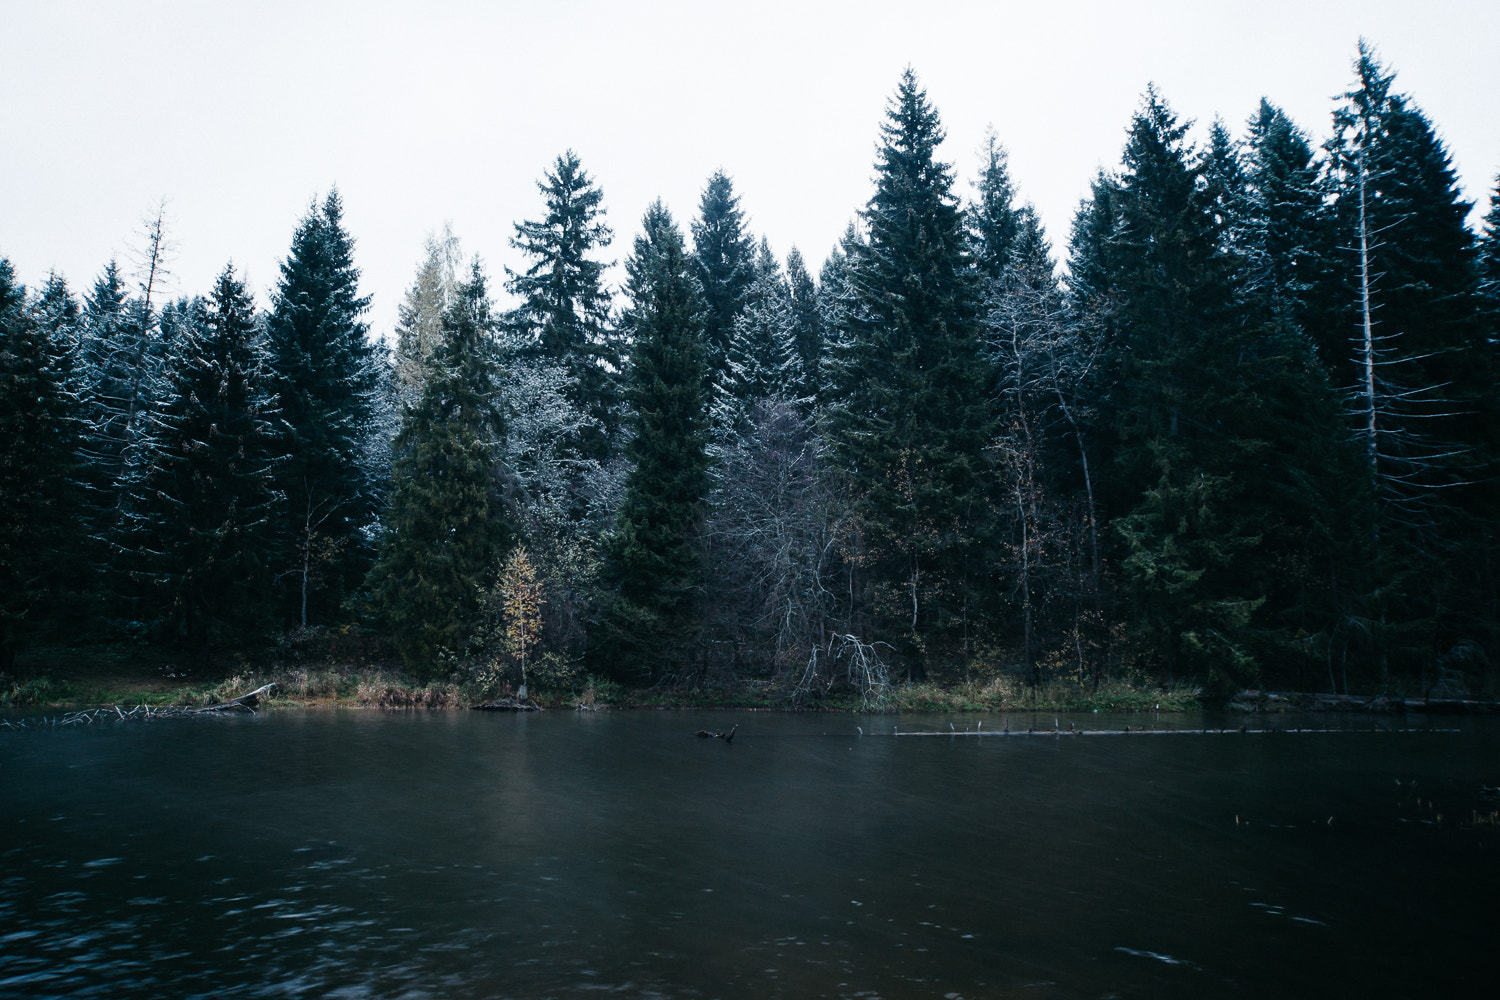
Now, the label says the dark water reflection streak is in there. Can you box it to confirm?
[2,708,1495,998]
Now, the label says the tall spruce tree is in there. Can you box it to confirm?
[76,251,173,589]
[32,272,81,347]
[1326,44,1489,508]
[1326,47,1497,669]
[506,152,621,457]
[602,202,712,679]
[815,223,862,407]
[1220,104,1377,677]
[75,264,128,579]
[783,247,823,403]
[1481,176,1500,326]
[1080,88,1360,691]
[130,264,279,656]
[1478,177,1500,620]
[1064,170,1124,365]
[1239,100,1336,350]
[370,262,511,670]
[968,130,1021,281]
[1201,119,1248,239]
[1094,90,1266,684]
[0,260,83,668]
[265,189,382,628]
[825,69,995,670]
[691,170,756,384]
[715,238,799,439]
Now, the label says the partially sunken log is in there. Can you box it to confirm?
[695,724,737,744]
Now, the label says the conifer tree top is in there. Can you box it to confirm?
[507,150,613,297]
[272,188,371,332]
[1120,86,1195,202]
[629,201,692,301]
[690,170,755,377]
[0,258,22,313]
[869,68,954,211]
[855,68,972,304]
[969,129,1020,280]
[692,172,750,259]
[1482,176,1500,277]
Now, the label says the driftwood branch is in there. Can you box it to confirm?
[196,683,277,713]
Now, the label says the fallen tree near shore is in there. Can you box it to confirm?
[1226,689,1500,714]
[0,683,278,728]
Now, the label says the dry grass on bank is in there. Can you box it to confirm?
[892,677,1200,713]
[205,668,464,709]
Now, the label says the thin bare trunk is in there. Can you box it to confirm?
[1056,390,1102,683]
[120,205,172,478]
[910,555,919,632]
[301,495,312,629]
[1018,483,1033,682]
[1357,148,1379,486]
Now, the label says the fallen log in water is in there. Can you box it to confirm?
[1227,689,1500,714]
[1403,697,1500,715]
[883,724,1457,737]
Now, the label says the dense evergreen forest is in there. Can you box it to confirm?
[3,49,1497,703]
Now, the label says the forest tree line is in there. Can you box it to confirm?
[2,48,1497,701]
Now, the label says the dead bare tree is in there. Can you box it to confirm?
[705,400,858,695]
[985,256,1107,684]
[791,631,892,710]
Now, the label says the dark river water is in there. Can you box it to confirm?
[2,707,1496,998]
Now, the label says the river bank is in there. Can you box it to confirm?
[1,645,1201,715]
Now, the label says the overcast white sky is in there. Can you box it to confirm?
[4,0,1497,339]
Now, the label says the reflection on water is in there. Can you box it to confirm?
[2,708,1496,997]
